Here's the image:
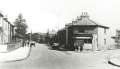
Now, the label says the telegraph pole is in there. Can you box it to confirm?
[30,30,32,42]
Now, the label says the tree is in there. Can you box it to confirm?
[14,13,28,39]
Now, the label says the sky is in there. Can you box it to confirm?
[0,0,120,35]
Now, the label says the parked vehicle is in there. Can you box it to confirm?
[30,41,36,47]
[51,43,59,49]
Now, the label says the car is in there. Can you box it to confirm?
[52,43,59,49]
[30,41,36,47]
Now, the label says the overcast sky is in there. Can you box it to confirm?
[0,0,120,35]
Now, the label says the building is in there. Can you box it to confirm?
[0,13,15,52]
[47,29,58,45]
[111,30,120,48]
[0,13,14,44]
[57,12,110,51]
[47,29,57,38]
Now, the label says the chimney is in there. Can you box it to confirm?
[4,15,8,20]
[80,12,89,19]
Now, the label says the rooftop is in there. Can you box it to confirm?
[66,12,109,29]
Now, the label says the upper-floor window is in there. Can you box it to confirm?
[104,28,106,34]
[79,28,84,33]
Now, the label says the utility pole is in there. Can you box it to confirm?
[30,30,32,42]
[65,26,68,47]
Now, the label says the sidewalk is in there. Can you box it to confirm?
[108,53,120,67]
[0,46,31,62]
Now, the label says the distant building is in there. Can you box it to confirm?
[111,30,120,48]
[30,33,46,43]
[47,29,57,38]
[39,33,47,43]
[0,13,14,44]
[27,32,51,43]
[46,29,57,44]
[57,12,110,51]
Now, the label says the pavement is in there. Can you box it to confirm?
[108,53,120,67]
[0,46,31,62]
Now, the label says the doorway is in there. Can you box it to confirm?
[83,39,92,51]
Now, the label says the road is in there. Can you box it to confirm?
[0,43,119,69]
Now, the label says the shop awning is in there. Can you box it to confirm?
[74,33,93,37]
[73,37,92,39]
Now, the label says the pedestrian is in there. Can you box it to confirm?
[79,40,84,52]
[74,40,84,52]
[74,40,79,52]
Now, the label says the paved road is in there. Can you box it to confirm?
[0,43,119,69]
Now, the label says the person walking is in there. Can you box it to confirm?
[79,40,84,52]
[74,39,84,52]
[74,40,79,52]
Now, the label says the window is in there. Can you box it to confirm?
[84,39,92,43]
[104,28,106,34]
[79,28,84,33]
[104,39,106,45]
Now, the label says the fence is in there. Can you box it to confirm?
[7,41,22,52]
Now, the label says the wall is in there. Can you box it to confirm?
[73,26,97,34]
[97,27,112,50]
[0,17,14,44]
[0,17,2,44]
[106,29,115,49]
[3,19,8,44]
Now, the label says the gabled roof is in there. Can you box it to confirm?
[66,12,109,29]
[3,18,14,27]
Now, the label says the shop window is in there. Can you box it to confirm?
[84,39,92,43]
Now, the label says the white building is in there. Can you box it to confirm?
[0,13,15,52]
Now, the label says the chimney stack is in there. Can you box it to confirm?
[81,12,89,19]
